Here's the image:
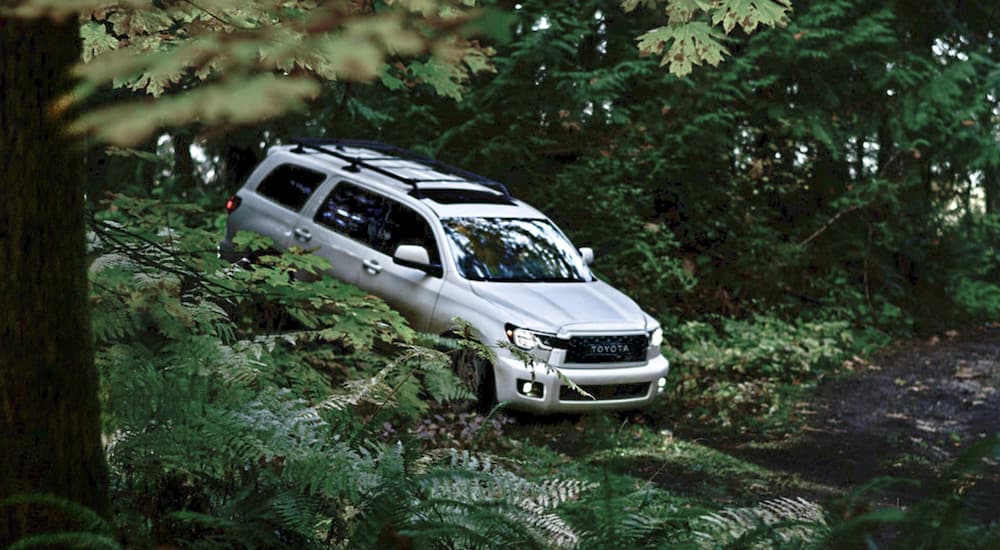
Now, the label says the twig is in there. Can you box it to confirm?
[348,348,426,446]
[798,148,904,248]
[798,204,863,246]
[91,220,235,302]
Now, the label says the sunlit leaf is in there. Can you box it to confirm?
[80,20,118,62]
[713,0,791,34]
[665,0,714,25]
[71,75,320,145]
[637,21,729,78]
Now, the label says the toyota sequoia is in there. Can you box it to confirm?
[219,138,670,413]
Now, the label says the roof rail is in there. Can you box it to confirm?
[291,137,513,201]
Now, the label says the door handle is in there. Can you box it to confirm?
[363,259,383,275]
[293,227,312,242]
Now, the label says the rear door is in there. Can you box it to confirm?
[295,180,371,285]
[230,160,327,251]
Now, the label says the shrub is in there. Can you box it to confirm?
[663,315,854,429]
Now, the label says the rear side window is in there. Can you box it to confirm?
[314,182,440,263]
[255,164,325,211]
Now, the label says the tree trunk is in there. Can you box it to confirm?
[0,14,109,546]
[172,129,197,192]
[220,133,261,192]
[984,164,999,215]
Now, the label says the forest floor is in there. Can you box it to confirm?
[675,324,1000,518]
[505,325,1000,521]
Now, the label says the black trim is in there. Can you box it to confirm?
[292,138,514,202]
[565,334,648,363]
[393,256,444,278]
[559,383,650,401]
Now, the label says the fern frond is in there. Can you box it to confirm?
[693,497,828,548]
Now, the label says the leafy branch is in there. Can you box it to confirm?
[624,0,792,77]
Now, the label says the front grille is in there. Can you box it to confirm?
[565,334,647,363]
[559,383,650,401]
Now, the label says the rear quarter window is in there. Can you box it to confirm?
[255,164,325,211]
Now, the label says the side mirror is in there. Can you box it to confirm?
[579,247,595,266]
[393,244,442,277]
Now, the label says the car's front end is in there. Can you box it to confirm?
[463,278,670,413]
[491,319,670,413]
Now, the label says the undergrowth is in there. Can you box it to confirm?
[663,316,858,431]
[69,194,1000,549]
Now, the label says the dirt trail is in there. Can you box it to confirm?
[696,326,1000,517]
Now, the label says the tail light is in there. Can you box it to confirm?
[225,194,242,214]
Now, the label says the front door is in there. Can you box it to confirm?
[300,181,444,330]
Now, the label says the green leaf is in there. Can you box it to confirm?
[713,0,791,34]
[232,231,273,252]
[665,0,715,25]
[408,57,466,101]
[80,21,119,63]
[637,22,729,78]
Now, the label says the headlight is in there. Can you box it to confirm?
[649,327,663,348]
[505,324,561,350]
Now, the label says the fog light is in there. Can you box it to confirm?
[517,379,544,398]
[657,377,667,392]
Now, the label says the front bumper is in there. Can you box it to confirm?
[493,352,670,413]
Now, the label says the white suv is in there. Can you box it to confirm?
[219,139,669,413]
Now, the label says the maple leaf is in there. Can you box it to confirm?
[637,21,728,78]
[408,57,466,100]
[80,20,118,62]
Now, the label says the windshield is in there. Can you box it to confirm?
[443,217,594,282]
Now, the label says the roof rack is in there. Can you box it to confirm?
[291,137,513,202]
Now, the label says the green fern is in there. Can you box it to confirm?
[692,497,828,548]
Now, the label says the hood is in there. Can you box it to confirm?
[469,280,648,334]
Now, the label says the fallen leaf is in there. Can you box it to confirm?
[915,420,937,433]
[954,367,983,380]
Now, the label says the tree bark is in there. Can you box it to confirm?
[0,14,109,545]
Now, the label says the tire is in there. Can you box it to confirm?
[453,348,496,413]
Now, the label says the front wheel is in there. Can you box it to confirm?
[452,348,496,413]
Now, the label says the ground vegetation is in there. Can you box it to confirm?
[2,0,999,547]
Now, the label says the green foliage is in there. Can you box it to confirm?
[69,0,1000,545]
[692,497,828,548]
[637,21,729,77]
[563,483,699,548]
[939,215,1000,323]
[91,195,591,547]
[54,0,509,144]
[824,437,1000,549]
[0,494,121,550]
[666,316,853,428]
[625,0,791,76]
